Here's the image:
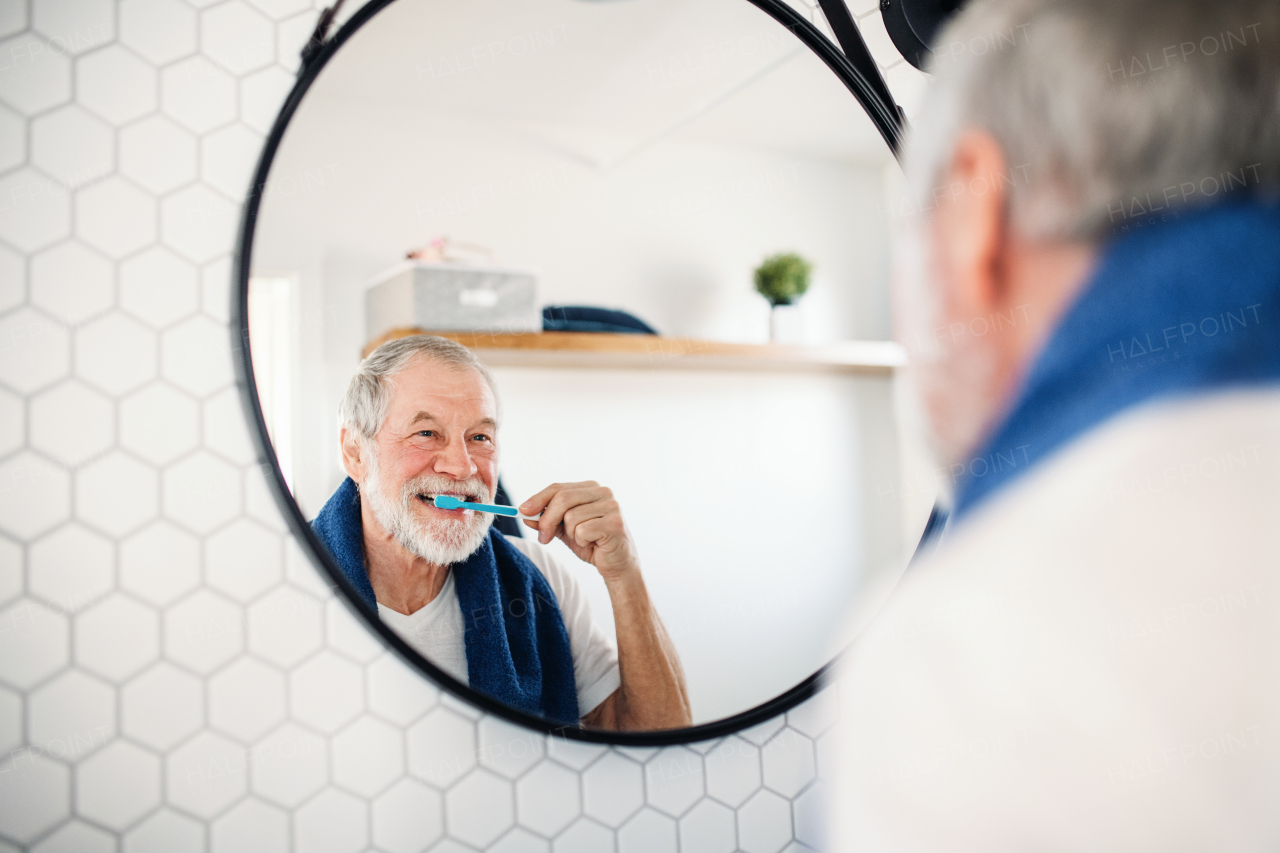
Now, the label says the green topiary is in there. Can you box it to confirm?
[753,252,813,306]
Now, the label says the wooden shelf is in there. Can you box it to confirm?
[364,328,904,375]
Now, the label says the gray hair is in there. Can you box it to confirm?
[907,0,1280,241]
[339,335,500,440]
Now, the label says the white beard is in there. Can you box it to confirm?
[361,452,494,566]
[894,215,1000,483]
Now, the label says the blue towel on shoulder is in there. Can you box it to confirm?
[953,197,1280,519]
[311,478,580,725]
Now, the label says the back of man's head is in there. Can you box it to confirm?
[910,0,1280,242]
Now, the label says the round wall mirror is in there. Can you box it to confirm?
[235,0,933,743]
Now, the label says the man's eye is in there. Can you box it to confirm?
[417,430,434,437]
[472,434,491,442]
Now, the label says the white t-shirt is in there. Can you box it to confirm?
[377,535,621,716]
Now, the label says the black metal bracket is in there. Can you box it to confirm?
[816,0,907,133]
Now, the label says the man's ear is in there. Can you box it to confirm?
[340,427,368,484]
[931,128,1012,315]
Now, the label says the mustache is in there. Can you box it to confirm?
[399,475,489,504]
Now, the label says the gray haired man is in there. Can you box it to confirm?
[833,0,1280,849]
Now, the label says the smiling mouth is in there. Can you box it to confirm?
[417,492,475,508]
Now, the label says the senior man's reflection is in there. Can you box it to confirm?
[311,335,691,731]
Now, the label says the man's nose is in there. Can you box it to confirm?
[432,436,476,479]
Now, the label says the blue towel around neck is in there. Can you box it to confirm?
[952,196,1280,521]
[311,477,580,725]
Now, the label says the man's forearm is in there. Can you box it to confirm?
[602,569,691,730]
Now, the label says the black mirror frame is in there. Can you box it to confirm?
[232,0,907,745]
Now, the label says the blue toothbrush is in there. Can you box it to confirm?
[433,495,539,519]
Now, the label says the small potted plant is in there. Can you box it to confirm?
[754,252,812,342]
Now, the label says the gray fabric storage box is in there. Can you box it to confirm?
[364,261,540,341]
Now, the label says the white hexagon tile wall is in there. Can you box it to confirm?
[0,0,857,850]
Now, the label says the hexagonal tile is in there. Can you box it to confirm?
[32,0,114,55]
[30,819,114,853]
[331,715,403,797]
[120,246,199,327]
[0,388,20,458]
[0,452,71,539]
[163,589,243,673]
[120,382,198,465]
[30,380,113,466]
[76,45,156,124]
[737,789,793,853]
[0,103,23,172]
[0,243,23,312]
[30,241,113,325]
[119,116,197,195]
[480,716,546,779]
[371,778,442,853]
[29,523,113,611]
[162,315,233,399]
[0,537,20,605]
[0,34,72,116]
[76,176,157,258]
[446,769,514,848]
[516,760,580,837]
[76,451,159,536]
[28,669,115,752]
[76,593,159,680]
[619,808,676,853]
[212,797,288,853]
[166,731,247,819]
[204,386,255,464]
[245,0,311,20]
[201,2,274,75]
[77,740,162,829]
[792,781,826,850]
[366,652,438,725]
[250,722,327,808]
[582,751,644,828]
[202,123,262,199]
[160,185,238,263]
[0,685,18,754]
[740,714,787,747]
[762,730,816,798]
[491,829,550,853]
[161,57,236,134]
[120,0,197,64]
[705,736,761,807]
[294,789,367,853]
[75,312,157,395]
[553,818,614,853]
[163,451,241,533]
[325,596,383,663]
[547,735,604,771]
[0,2,24,41]
[0,752,70,843]
[120,520,200,606]
[0,168,72,253]
[0,309,70,394]
[241,65,293,134]
[122,808,204,853]
[289,649,363,733]
[201,255,232,321]
[122,661,203,749]
[204,518,280,601]
[644,747,704,818]
[275,10,314,72]
[31,106,112,191]
[679,799,736,853]
[209,657,285,741]
[406,705,477,787]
